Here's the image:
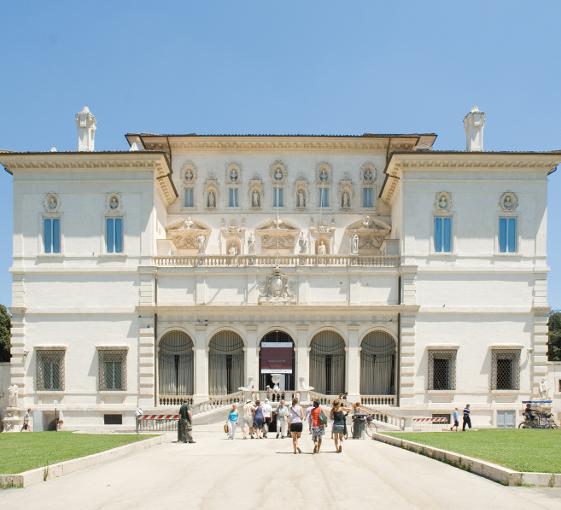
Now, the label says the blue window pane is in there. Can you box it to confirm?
[499,217,508,253]
[184,188,194,207]
[43,218,52,253]
[274,188,284,208]
[434,217,442,252]
[52,218,61,253]
[228,188,238,207]
[443,217,452,252]
[320,188,329,208]
[363,188,373,208]
[106,218,115,253]
[507,218,517,252]
[114,218,123,253]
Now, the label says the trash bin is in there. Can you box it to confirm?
[352,414,366,438]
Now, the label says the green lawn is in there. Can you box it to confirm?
[0,432,155,474]
[387,429,561,473]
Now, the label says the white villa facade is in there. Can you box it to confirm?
[1,107,560,430]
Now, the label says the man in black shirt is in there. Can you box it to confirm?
[462,404,472,431]
[178,400,195,443]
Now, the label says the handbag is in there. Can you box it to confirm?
[224,423,229,433]
[319,410,328,426]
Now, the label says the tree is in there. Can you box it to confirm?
[547,311,561,361]
[0,304,11,362]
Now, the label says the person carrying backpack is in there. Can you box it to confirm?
[308,400,326,453]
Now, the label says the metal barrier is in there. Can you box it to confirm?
[139,414,179,432]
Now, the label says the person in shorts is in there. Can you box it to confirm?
[262,399,273,438]
[330,400,346,453]
[288,397,304,454]
[253,400,265,439]
[308,400,325,454]
[450,408,460,432]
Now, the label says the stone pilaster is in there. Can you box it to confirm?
[137,267,156,407]
[10,272,26,404]
[244,323,259,392]
[532,273,549,397]
[138,324,155,407]
[399,313,417,405]
[531,312,549,397]
[193,324,209,404]
[295,323,310,392]
[346,323,360,400]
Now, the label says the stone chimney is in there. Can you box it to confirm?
[75,106,96,152]
[463,106,485,151]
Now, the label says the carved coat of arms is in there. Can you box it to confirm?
[258,267,295,305]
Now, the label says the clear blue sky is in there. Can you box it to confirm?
[0,1,559,308]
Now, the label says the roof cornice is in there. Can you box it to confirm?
[127,134,437,153]
[380,151,561,203]
[0,151,178,205]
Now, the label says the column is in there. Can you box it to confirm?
[346,324,360,401]
[244,323,259,394]
[193,325,209,404]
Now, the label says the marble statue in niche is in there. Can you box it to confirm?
[342,191,351,208]
[196,234,206,254]
[207,191,216,208]
[351,234,359,255]
[251,189,261,208]
[296,189,306,208]
[317,240,327,255]
[247,233,256,254]
[298,232,307,254]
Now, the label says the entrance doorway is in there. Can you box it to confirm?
[259,331,295,391]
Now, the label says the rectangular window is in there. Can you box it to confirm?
[183,188,194,208]
[273,187,284,208]
[428,350,456,390]
[491,349,520,390]
[228,188,239,208]
[98,350,127,391]
[43,218,61,253]
[434,216,452,253]
[499,217,517,253]
[362,187,374,208]
[105,217,123,253]
[319,188,329,208]
[37,350,65,391]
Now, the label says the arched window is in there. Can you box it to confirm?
[209,331,244,395]
[360,331,396,395]
[309,331,345,395]
[158,331,194,397]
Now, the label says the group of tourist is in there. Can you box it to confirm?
[224,397,351,454]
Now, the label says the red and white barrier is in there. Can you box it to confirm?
[412,417,448,423]
[142,415,179,421]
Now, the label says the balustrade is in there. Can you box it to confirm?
[154,254,400,268]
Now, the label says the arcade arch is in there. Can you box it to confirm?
[158,330,194,397]
[309,330,346,395]
[208,330,244,395]
[360,330,396,395]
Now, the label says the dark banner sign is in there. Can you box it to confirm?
[260,342,293,374]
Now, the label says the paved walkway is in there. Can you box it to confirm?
[1,424,561,509]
